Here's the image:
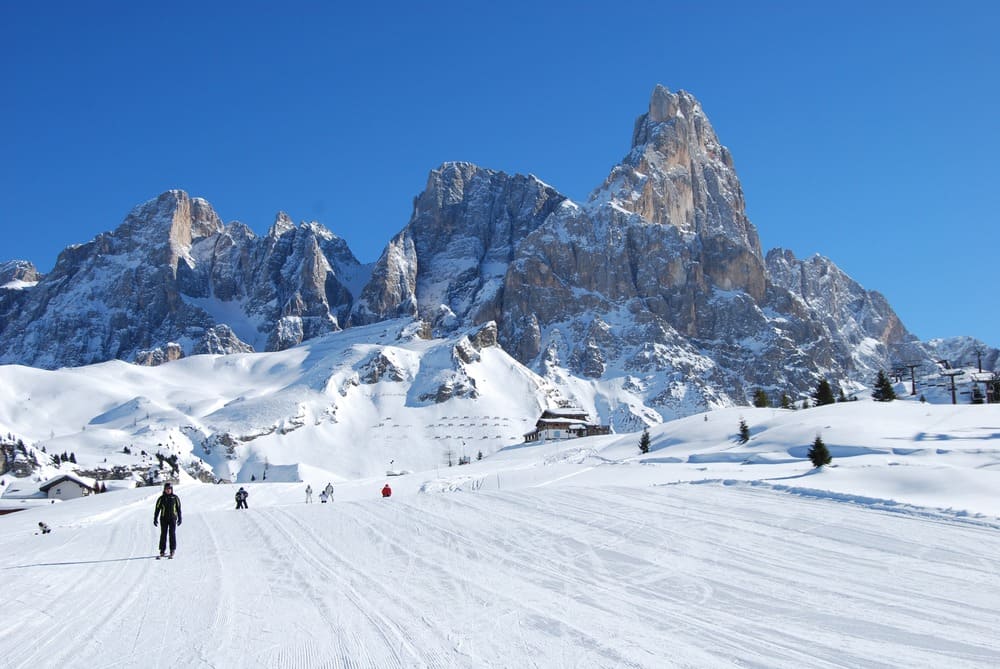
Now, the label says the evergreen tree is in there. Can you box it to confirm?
[477,450,484,461]
[801,398,811,410]
[813,379,836,406]
[808,435,832,468]
[872,370,897,402]
[752,389,770,408]
[639,429,651,454]
[69,452,76,464]
[779,393,793,410]
[837,389,848,403]
[738,418,750,444]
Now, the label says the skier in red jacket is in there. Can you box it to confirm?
[381,483,392,498]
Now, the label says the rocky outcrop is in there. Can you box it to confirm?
[0,260,42,285]
[135,343,185,366]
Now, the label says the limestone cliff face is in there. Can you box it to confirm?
[596,86,766,302]
[117,190,225,272]
[765,248,917,376]
[351,162,566,329]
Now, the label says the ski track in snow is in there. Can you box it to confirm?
[2,483,1000,668]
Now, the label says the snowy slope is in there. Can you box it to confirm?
[0,320,551,485]
[2,399,1000,668]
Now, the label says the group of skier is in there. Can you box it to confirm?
[149,479,394,556]
[305,482,336,503]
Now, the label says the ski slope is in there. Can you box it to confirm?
[3,457,1000,668]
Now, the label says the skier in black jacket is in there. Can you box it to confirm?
[153,482,182,558]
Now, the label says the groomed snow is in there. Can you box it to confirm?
[2,400,1000,668]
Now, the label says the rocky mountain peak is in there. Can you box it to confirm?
[117,189,224,271]
[0,260,41,285]
[635,86,705,140]
[268,211,297,238]
[591,86,759,260]
[351,161,566,328]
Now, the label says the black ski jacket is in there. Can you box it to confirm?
[154,493,182,524]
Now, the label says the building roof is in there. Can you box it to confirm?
[537,418,589,427]
[541,408,589,418]
[39,473,96,493]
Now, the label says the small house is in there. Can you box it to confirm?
[39,473,96,501]
[523,408,611,443]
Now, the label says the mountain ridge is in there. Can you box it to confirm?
[1,85,994,424]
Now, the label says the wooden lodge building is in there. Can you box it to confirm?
[523,408,611,443]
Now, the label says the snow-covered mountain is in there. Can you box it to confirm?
[0,191,369,368]
[1,85,995,424]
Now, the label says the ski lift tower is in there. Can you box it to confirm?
[940,368,965,405]
[902,361,921,395]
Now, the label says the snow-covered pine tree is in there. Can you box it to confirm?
[808,435,832,468]
[813,379,836,406]
[738,418,750,444]
[753,389,770,408]
[872,370,897,402]
[639,429,651,454]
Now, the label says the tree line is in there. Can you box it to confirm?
[751,370,898,409]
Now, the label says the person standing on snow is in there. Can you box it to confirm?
[235,487,248,510]
[381,483,392,498]
[323,482,335,501]
[153,482,182,558]
[305,484,313,503]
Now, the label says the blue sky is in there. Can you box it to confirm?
[2,1,997,346]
